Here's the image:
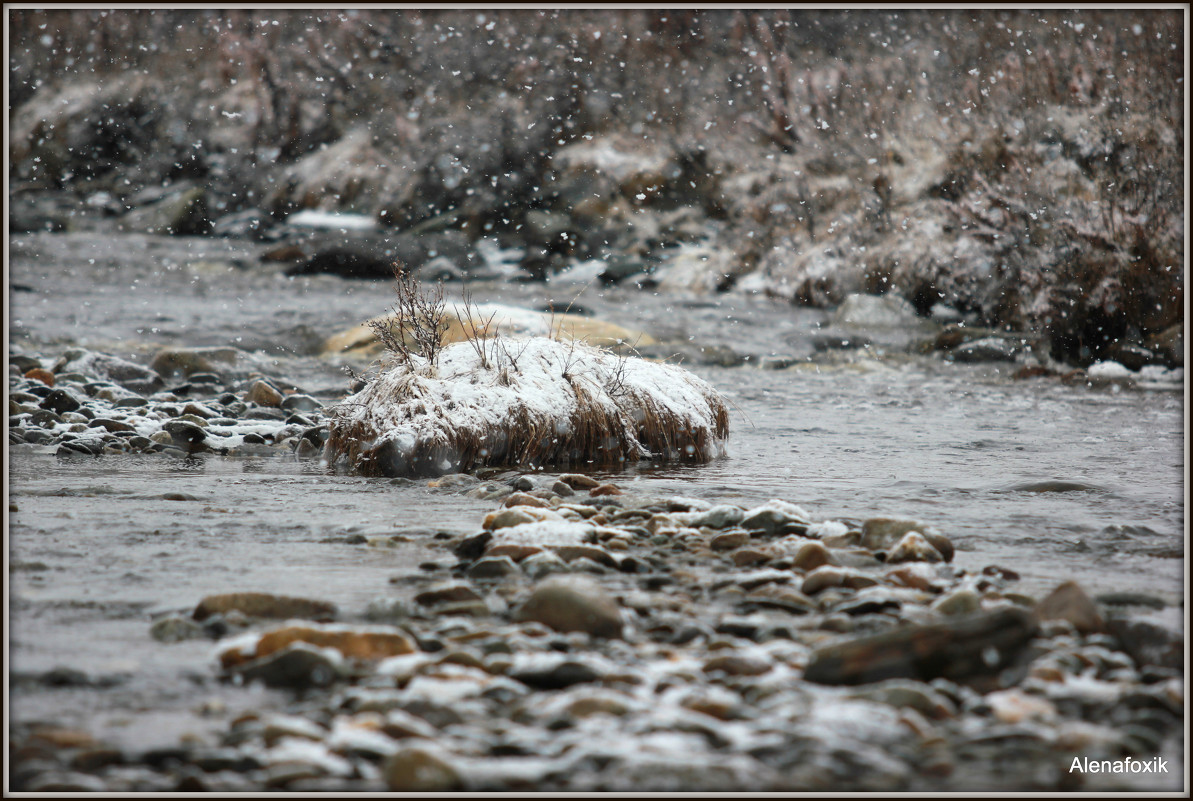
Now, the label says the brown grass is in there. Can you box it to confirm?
[324,339,730,478]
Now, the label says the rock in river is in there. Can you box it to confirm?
[194,592,338,623]
[324,336,728,477]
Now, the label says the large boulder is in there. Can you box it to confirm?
[10,74,161,187]
[322,303,656,359]
[324,335,727,477]
[266,126,419,217]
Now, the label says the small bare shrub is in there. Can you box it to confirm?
[367,264,447,369]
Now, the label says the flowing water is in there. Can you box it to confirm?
[6,232,1186,753]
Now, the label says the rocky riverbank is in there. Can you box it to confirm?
[7,344,1185,792]
[9,472,1184,791]
[9,9,1184,370]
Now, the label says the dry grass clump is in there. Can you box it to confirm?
[325,275,729,477]
[325,336,730,478]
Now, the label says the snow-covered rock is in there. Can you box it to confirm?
[324,336,729,477]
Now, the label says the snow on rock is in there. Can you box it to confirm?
[324,336,729,477]
[321,302,655,359]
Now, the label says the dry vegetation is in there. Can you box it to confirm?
[325,272,729,478]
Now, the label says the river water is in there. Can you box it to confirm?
[6,232,1186,755]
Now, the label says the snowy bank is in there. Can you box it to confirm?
[324,337,729,477]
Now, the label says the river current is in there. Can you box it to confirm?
[6,232,1186,751]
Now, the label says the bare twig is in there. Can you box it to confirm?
[456,283,500,369]
[368,263,447,369]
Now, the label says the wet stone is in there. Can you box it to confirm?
[414,582,484,607]
[686,504,745,529]
[513,576,624,638]
[24,367,55,386]
[243,407,287,421]
[804,607,1039,685]
[88,418,136,433]
[885,532,945,564]
[246,380,284,408]
[467,556,520,580]
[933,589,982,617]
[1035,581,1104,634]
[558,473,600,490]
[801,566,847,595]
[232,643,347,689]
[711,530,750,551]
[1107,618,1184,671]
[280,393,322,412]
[951,337,1021,362]
[703,651,773,676]
[28,409,62,427]
[40,389,82,415]
[162,420,207,452]
[193,592,338,622]
[57,439,102,457]
[851,679,958,720]
[520,551,569,580]
[791,540,833,572]
[150,615,205,643]
[741,504,810,537]
[503,492,552,509]
[861,517,930,551]
[384,747,463,792]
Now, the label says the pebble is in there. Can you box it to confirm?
[41,388,82,414]
[513,576,624,638]
[520,550,570,579]
[684,504,745,529]
[790,540,832,571]
[703,651,772,676]
[10,344,1184,793]
[280,393,322,412]
[932,589,981,617]
[885,532,944,564]
[558,473,600,489]
[220,624,416,672]
[801,566,846,595]
[1035,581,1104,634]
[710,529,750,551]
[741,504,809,537]
[245,380,284,407]
[502,492,551,509]
[466,556,520,580]
[24,367,55,386]
[384,747,463,792]
[483,507,564,530]
[232,644,348,690]
[162,420,207,452]
[193,592,338,622]
[861,517,929,550]
[150,615,205,643]
[414,582,484,607]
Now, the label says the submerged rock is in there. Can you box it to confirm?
[321,302,656,359]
